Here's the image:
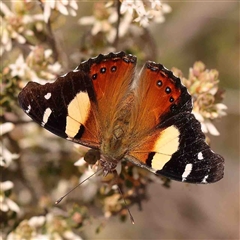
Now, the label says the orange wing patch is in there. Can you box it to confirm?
[128,62,183,140]
[88,54,137,139]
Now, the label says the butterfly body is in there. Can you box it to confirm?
[18,52,224,184]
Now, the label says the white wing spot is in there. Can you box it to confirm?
[182,163,193,182]
[42,108,52,126]
[197,152,204,160]
[26,105,31,114]
[201,175,208,183]
[61,72,68,77]
[44,92,51,100]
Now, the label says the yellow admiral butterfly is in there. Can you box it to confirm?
[18,52,224,183]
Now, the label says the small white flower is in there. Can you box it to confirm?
[0,181,20,213]
[193,111,220,136]
[1,123,14,135]
[0,143,19,168]
[0,1,12,16]
[1,181,14,191]
[74,157,86,166]
[149,0,162,9]
[28,216,46,228]
[204,119,220,136]
[56,2,69,16]
[120,0,136,14]
[135,0,147,16]
[79,166,100,202]
[44,49,53,58]
[43,1,51,23]
[0,197,20,212]
[42,0,78,23]
[215,103,227,117]
[78,16,95,25]
[161,3,172,13]
[134,11,152,27]
[0,123,18,168]
[63,231,83,240]
[9,54,28,78]
[133,1,155,27]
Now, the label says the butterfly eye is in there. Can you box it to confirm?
[111,66,117,72]
[92,73,97,80]
[169,96,174,102]
[100,67,106,74]
[157,80,162,87]
[165,87,171,94]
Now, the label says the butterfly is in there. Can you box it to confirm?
[18,52,224,184]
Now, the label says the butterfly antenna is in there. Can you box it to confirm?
[55,168,102,204]
[117,185,135,224]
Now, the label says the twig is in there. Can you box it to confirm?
[37,0,59,61]
[113,0,121,49]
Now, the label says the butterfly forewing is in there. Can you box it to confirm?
[77,52,137,141]
[18,67,100,148]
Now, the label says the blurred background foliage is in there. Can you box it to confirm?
[1,1,239,239]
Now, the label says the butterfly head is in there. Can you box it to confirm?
[84,147,123,177]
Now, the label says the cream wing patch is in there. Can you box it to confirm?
[65,91,91,138]
[151,126,180,171]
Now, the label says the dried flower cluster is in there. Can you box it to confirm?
[1,0,226,238]
[172,62,227,136]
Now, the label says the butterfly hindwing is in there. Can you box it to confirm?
[150,113,223,183]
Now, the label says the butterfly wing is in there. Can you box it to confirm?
[18,52,136,149]
[126,61,224,183]
[18,70,101,148]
